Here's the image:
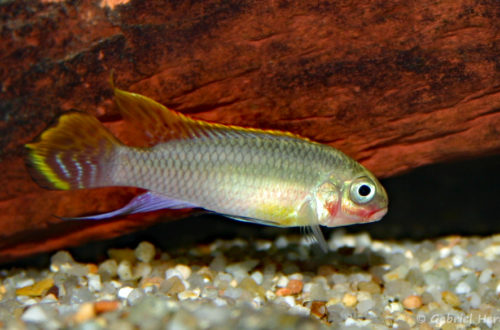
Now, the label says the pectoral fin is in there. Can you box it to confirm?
[61,191,198,220]
[297,199,328,252]
[222,214,279,226]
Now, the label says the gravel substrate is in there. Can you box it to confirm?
[1,230,499,329]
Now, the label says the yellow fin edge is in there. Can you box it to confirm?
[26,143,71,190]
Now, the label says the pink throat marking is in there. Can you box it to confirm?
[325,201,338,217]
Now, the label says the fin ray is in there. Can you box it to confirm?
[222,214,279,226]
[61,191,198,220]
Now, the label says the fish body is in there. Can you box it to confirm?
[26,82,388,248]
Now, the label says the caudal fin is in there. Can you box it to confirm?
[26,111,120,190]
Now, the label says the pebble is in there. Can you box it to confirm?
[117,261,135,281]
[87,274,102,292]
[310,301,327,318]
[275,287,291,296]
[356,298,375,314]
[98,259,118,277]
[117,286,134,300]
[402,295,422,309]
[2,232,499,329]
[239,277,266,297]
[442,291,461,307]
[342,293,357,307]
[73,303,95,323]
[250,271,263,285]
[478,268,493,284]
[94,300,120,314]
[455,281,471,294]
[162,276,186,295]
[178,288,201,300]
[175,264,192,280]
[22,305,51,323]
[16,278,54,297]
[358,281,381,294]
[135,241,155,263]
[287,279,303,294]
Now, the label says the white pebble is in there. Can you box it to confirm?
[455,281,471,294]
[21,305,49,323]
[302,282,314,293]
[357,291,372,301]
[338,235,356,248]
[275,236,288,249]
[255,241,272,251]
[250,271,263,285]
[420,259,435,272]
[483,244,500,260]
[134,262,152,279]
[281,296,296,307]
[175,264,191,280]
[276,275,289,288]
[178,288,200,300]
[289,304,310,316]
[452,255,464,267]
[135,241,155,263]
[288,273,303,281]
[87,274,102,292]
[111,280,122,288]
[15,278,35,289]
[252,296,264,308]
[16,296,37,305]
[449,269,464,282]
[439,247,451,258]
[385,302,403,313]
[496,281,500,295]
[356,232,372,247]
[265,290,276,300]
[222,287,242,300]
[479,269,493,284]
[469,292,481,309]
[118,286,134,299]
[357,299,375,315]
[127,288,145,305]
[117,261,135,281]
[345,318,371,327]
[213,297,228,306]
[166,268,184,280]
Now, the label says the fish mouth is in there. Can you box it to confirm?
[368,207,388,222]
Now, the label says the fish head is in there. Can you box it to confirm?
[316,171,388,227]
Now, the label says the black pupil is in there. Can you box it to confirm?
[358,185,371,197]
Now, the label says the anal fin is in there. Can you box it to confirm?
[61,191,198,220]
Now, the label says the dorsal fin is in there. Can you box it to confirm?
[111,76,311,146]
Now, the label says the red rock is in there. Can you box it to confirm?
[0,0,499,262]
[94,300,120,314]
[287,279,304,295]
[275,287,292,296]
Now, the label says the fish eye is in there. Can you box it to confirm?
[350,179,376,204]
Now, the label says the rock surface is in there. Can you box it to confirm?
[1,0,499,261]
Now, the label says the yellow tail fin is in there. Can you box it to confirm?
[25,111,120,190]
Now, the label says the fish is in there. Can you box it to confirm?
[25,80,388,251]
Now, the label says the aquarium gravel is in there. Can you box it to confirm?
[1,230,500,329]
